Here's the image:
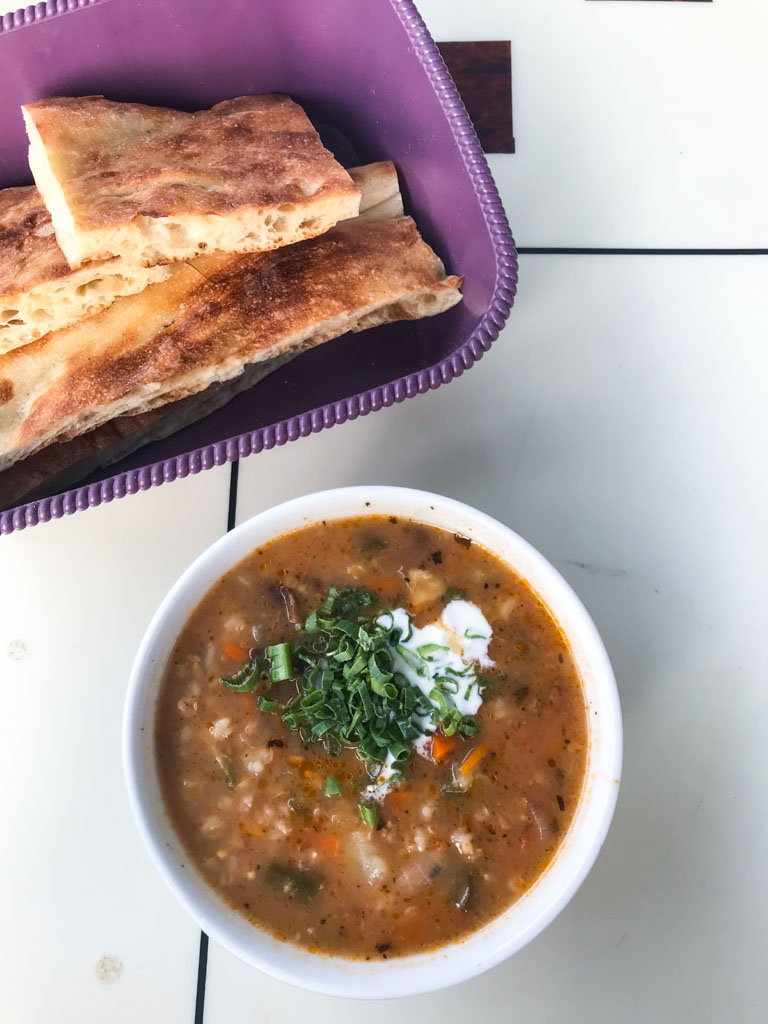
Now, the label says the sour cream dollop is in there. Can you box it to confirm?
[363,600,494,800]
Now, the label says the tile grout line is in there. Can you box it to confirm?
[227,459,240,533]
[516,247,768,255]
[194,458,239,1024]
[193,932,209,1024]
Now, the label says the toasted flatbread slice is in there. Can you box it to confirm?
[1,162,406,505]
[0,162,461,473]
[0,354,293,511]
[0,185,170,355]
[348,162,404,221]
[187,160,405,281]
[23,94,361,269]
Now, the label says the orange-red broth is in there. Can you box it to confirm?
[156,516,587,958]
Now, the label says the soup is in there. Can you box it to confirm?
[156,516,587,958]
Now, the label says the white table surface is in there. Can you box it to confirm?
[1,1,767,1022]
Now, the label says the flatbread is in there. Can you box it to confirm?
[0,162,462,474]
[0,185,170,354]
[348,162,405,221]
[0,354,293,510]
[23,94,361,269]
[0,164,407,507]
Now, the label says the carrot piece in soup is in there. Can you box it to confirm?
[240,822,266,837]
[312,832,341,857]
[383,786,413,808]
[366,576,402,592]
[460,744,488,776]
[221,640,246,661]
[431,733,457,762]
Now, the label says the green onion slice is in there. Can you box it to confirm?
[266,643,293,682]
[358,803,378,828]
[220,657,262,692]
[435,675,460,695]
[320,586,338,617]
[396,645,425,675]
[418,643,449,661]
[324,776,342,797]
[377,610,395,631]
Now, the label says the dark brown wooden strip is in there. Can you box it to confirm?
[437,41,515,154]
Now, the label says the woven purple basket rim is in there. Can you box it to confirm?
[0,0,518,535]
[0,0,102,35]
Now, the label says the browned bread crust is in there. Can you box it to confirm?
[0,185,168,353]
[0,164,461,475]
[23,94,361,268]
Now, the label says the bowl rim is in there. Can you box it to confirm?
[123,485,622,999]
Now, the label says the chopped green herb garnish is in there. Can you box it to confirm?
[330,587,377,619]
[319,586,337,617]
[442,587,467,603]
[434,675,460,695]
[396,614,413,642]
[265,643,293,682]
[396,644,426,675]
[358,803,378,828]
[445,663,474,677]
[304,610,319,634]
[219,586,480,768]
[220,657,263,691]
[417,643,449,661]
[324,776,342,797]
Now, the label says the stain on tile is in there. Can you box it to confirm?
[563,559,633,580]
[437,41,515,154]
[7,639,27,661]
[95,954,123,983]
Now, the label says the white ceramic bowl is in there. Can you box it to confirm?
[123,486,622,998]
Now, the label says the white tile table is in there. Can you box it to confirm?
[0,467,232,1023]
[1,1,766,1022]
[418,0,768,249]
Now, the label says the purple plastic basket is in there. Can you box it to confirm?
[0,0,517,535]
